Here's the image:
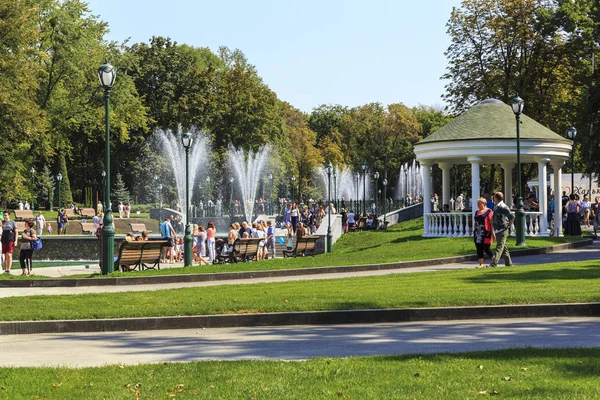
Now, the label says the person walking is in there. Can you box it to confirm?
[1,212,18,274]
[473,198,494,268]
[489,192,515,268]
[35,211,45,236]
[159,216,177,263]
[19,220,36,276]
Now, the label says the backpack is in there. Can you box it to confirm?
[31,237,43,251]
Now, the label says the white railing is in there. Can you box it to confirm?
[425,211,546,238]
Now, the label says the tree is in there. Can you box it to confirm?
[112,173,130,204]
[38,165,56,209]
[55,153,73,208]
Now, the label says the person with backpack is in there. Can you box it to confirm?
[19,220,36,276]
[160,216,177,263]
[473,198,494,268]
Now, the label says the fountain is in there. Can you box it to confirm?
[228,145,270,223]
[318,166,370,211]
[156,126,208,221]
[396,160,423,203]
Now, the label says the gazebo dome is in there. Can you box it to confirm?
[419,100,571,145]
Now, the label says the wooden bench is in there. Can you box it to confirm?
[15,221,27,232]
[282,236,319,258]
[114,240,169,272]
[80,222,95,234]
[129,222,153,234]
[14,210,34,220]
[216,238,262,263]
[80,208,96,218]
[63,208,77,218]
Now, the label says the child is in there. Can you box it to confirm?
[47,224,53,235]
[286,232,293,251]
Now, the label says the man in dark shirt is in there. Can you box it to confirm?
[490,192,515,267]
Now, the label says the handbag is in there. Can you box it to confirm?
[31,237,43,251]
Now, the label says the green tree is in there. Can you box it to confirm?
[56,153,73,208]
[38,165,56,209]
[112,173,130,204]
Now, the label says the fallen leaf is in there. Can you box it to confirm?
[521,368,527,371]
[478,390,487,395]
[491,390,500,396]
[338,392,343,397]
[477,364,484,369]
[52,382,62,388]
[135,382,142,388]
[504,376,511,381]
[413,372,420,377]
[578,361,583,364]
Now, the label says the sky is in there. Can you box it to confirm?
[86,0,461,113]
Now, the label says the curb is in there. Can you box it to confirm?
[1,302,599,335]
[0,239,593,288]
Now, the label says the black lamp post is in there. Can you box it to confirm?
[326,162,333,253]
[404,166,409,206]
[567,126,577,193]
[158,184,163,222]
[383,178,388,228]
[512,96,526,246]
[355,172,359,213]
[361,162,367,215]
[56,172,63,210]
[98,60,116,274]
[268,173,273,215]
[291,175,296,203]
[373,171,379,215]
[181,132,193,267]
[333,169,337,211]
[30,167,35,211]
[229,176,234,223]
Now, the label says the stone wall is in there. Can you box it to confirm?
[13,236,125,261]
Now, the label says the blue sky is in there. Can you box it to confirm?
[87,0,461,112]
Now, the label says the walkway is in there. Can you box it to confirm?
[2,317,599,367]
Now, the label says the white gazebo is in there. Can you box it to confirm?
[414,99,572,238]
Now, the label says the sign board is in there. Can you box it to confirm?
[528,174,600,197]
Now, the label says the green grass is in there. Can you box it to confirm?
[1,259,599,321]
[25,218,583,279]
[1,348,599,399]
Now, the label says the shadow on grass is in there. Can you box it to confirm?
[463,265,600,284]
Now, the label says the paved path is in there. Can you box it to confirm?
[2,239,599,299]
[1,317,599,367]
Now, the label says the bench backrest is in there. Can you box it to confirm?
[63,209,77,218]
[115,240,168,266]
[295,236,319,253]
[80,208,96,217]
[80,222,95,234]
[130,223,148,233]
[14,210,34,220]
[233,238,262,257]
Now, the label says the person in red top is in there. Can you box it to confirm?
[473,197,494,268]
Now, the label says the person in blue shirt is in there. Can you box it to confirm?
[159,216,177,263]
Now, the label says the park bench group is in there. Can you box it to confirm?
[214,235,320,264]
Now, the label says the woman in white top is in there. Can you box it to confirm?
[581,195,592,227]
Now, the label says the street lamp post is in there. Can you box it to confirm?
[98,60,117,274]
[361,162,367,215]
[404,166,409,207]
[56,173,63,210]
[229,177,234,223]
[326,163,333,253]
[333,169,337,211]
[158,184,163,221]
[383,178,388,228]
[291,175,296,203]
[268,173,273,215]
[181,132,193,267]
[355,173,359,213]
[567,126,577,193]
[206,176,211,217]
[512,96,526,246]
[30,167,35,211]
[373,171,379,215]
[101,171,106,209]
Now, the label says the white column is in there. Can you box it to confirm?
[537,157,550,236]
[468,157,482,217]
[421,161,432,236]
[501,163,515,207]
[551,158,565,237]
[439,162,452,211]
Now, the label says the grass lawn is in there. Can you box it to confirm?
[0,348,599,399]
[1,259,599,321]
[9,217,582,280]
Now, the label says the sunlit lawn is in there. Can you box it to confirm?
[1,348,599,399]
